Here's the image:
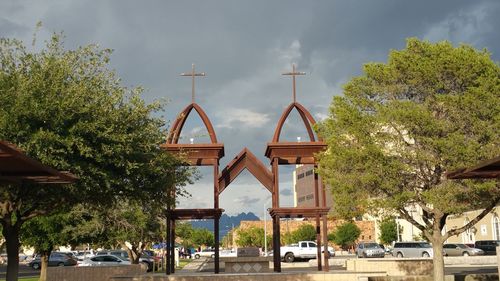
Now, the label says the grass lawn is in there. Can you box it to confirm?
[177,258,191,269]
[155,258,192,273]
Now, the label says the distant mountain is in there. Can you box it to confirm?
[190,212,260,238]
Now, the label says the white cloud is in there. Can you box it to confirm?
[216,109,270,129]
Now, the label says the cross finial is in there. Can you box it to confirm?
[181,64,206,103]
[282,63,306,103]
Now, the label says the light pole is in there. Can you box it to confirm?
[396,216,401,242]
[264,197,271,256]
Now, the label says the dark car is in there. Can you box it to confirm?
[474,240,500,255]
[29,252,78,270]
[96,250,154,271]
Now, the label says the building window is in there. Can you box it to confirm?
[306,194,314,200]
[297,173,305,179]
[492,214,500,240]
[305,170,313,176]
[462,218,475,244]
[298,196,305,203]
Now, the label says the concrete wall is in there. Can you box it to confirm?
[47,264,145,281]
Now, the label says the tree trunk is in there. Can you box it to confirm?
[39,253,50,281]
[2,224,20,281]
[432,239,445,281]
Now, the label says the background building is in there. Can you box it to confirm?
[293,165,333,208]
[445,207,500,244]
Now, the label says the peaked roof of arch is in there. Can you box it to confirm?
[166,102,219,144]
[218,148,273,194]
[272,102,322,142]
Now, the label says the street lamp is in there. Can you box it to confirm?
[396,216,401,242]
[263,197,271,256]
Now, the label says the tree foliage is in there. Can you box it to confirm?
[176,222,194,248]
[378,218,398,245]
[236,226,270,248]
[291,224,316,242]
[317,38,500,281]
[191,228,215,248]
[328,222,360,250]
[0,32,193,280]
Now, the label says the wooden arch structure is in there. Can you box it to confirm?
[161,100,225,274]
[265,101,329,272]
[218,148,273,195]
[163,64,330,274]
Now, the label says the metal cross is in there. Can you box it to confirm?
[282,63,306,103]
[181,64,206,103]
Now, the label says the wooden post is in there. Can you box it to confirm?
[314,166,322,271]
[214,163,220,274]
[166,216,171,275]
[273,215,281,272]
[320,174,329,271]
[170,220,176,273]
[272,158,281,272]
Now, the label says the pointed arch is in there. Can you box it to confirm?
[272,102,321,142]
[218,148,273,195]
[167,103,218,144]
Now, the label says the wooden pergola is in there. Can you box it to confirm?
[447,156,500,179]
[0,141,76,184]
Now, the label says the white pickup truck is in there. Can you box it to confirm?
[280,241,335,262]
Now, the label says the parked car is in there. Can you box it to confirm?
[75,251,95,261]
[280,241,335,262]
[220,249,237,258]
[392,242,433,258]
[79,254,130,267]
[443,243,484,256]
[474,240,500,255]
[29,252,78,270]
[96,250,154,271]
[193,248,216,259]
[356,242,385,258]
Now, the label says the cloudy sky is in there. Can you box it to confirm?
[2,0,500,218]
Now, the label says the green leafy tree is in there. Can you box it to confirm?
[291,224,316,242]
[379,218,398,245]
[176,222,194,248]
[191,228,214,248]
[20,214,69,280]
[0,32,192,280]
[102,201,162,264]
[236,226,270,248]
[328,222,361,250]
[317,38,500,281]
[281,231,294,246]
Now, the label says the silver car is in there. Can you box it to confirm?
[392,241,433,258]
[356,242,385,258]
[443,243,484,256]
[79,254,130,267]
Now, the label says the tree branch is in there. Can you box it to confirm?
[446,196,500,238]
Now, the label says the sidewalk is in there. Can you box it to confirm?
[179,258,207,273]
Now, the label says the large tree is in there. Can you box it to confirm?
[317,38,500,281]
[0,33,192,280]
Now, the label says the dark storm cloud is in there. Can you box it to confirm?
[2,0,499,215]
